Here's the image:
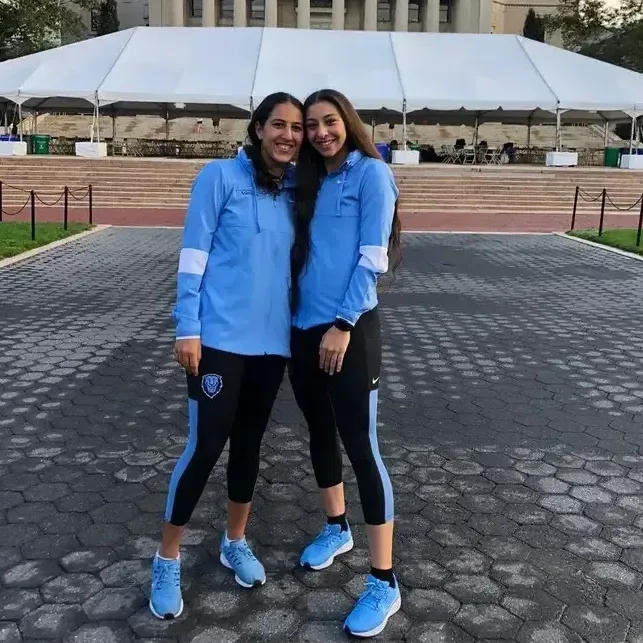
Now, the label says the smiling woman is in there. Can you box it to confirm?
[148,92,304,621]
[289,89,402,639]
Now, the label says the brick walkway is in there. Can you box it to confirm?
[3,230,643,642]
[5,206,641,232]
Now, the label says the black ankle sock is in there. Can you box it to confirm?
[370,567,396,587]
[327,513,349,532]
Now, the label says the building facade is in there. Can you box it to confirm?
[86,0,561,39]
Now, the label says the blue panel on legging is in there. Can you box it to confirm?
[368,389,394,522]
[164,398,199,523]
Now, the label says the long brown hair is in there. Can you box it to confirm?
[291,89,402,313]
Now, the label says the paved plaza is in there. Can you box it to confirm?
[3,229,643,643]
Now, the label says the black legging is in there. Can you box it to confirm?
[164,347,286,527]
[289,308,394,526]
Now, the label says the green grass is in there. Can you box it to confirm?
[568,228,643,256]
[0,222,92,260]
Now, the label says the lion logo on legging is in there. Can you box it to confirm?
[201,373,223,399]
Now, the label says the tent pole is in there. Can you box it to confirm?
[18,103,22,142]
[555,109,561,152]
[603,120,609,147]
[402,100,407,151]
[371,117,375,141]
[527,115,532,151]
[165,109,170,140]
[96,103,101,143]
[473,116,479,147]
[630,113,636,155]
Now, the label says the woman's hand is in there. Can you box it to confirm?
[175,338,202,376]
[319,327,351,375]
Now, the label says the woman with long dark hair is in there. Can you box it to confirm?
[290,89,402,638]
[149,93,304,620]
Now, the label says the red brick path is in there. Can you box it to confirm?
[3,206,640,233]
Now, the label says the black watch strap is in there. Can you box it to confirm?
[333,318,354,332]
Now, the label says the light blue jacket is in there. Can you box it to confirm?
[293,150,399,330]
[173,149,295,357]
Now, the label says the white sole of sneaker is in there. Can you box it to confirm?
[303,537,354,571]
[345,594,402,638]
[148,598,184,620]
[219,552,266,589]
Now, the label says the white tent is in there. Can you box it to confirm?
[0,27,642,124]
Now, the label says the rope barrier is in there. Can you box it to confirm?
[0,182,93,231]
[0,194,31,217]
[605,193,643,212]
[570,185,643,241]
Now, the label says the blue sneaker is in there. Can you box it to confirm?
[219,532,266,588]
[149,553,183,620]
[344,575,401,638]
[300,523,354,571]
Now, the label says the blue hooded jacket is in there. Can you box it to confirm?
[293,150,398,330]
[173,149,295,357]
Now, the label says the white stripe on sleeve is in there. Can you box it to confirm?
[358,245,388,273]
[178,248,209,276]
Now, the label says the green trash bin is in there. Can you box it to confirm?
[604,147,620,168]
[32,134,51,155]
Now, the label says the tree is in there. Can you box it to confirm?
[523,8,546,42]
[546,0,613,50]
[0,0,96,62]
[94,0,120,36]
[580,19,643,72]
[547,0,643,72]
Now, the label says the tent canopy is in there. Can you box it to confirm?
[1,27,642,123]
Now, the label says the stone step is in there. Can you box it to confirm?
[1,156,641,216]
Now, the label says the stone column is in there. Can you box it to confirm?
[171,0,185,25]
[265,0,279,26]
[452,0,469,33]
[363,0,378,30]
[477,0,493,33]
[332,0,345,29]
[234,0,247,26]
[297,0,310,28]
[394,0,408,31]
[202,0,217,25]
[422,0,439,31]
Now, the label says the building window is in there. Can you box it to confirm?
[377,0,391,22]
[221,0,233,19]
[409,0,419,23]
[250,0,265,20]
[191,0,203,17]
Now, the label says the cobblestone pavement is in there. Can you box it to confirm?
[3,229,643,643]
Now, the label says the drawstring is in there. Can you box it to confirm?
[251,175,261,233]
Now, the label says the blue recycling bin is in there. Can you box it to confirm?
[0,134,18,142]
[375,142,390,162]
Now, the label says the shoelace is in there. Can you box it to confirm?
[355,579,389,611]
[153,560,180,590]
[226,541,257,566]
[314,524,344,547]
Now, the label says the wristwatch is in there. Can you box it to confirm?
[333,318,354,332]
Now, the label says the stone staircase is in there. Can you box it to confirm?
[1,157,642,221]
[29,114,623,149]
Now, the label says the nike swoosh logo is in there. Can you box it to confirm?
[372,377,380,385]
